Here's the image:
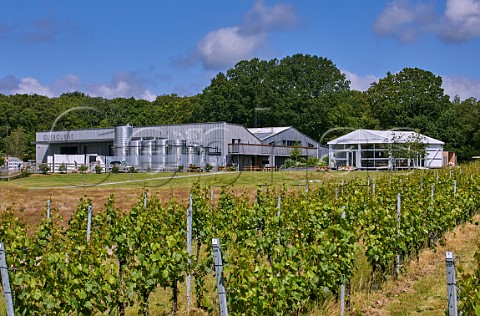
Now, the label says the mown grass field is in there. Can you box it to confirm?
[0,169,372,225]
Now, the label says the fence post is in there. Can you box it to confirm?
[212,238,228,316]
[277,195,281,244]
[396,193,401,275]
[86,205,92,243]
[47,198,51,219]
[454,180,457,195]
[431,184,435,200]
[446,251,458,316]
[186,194,193,312]
[340,278,345,316]
[0,242,15,316]
[340,210,346,316]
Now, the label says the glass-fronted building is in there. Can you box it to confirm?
[327,130,444,170]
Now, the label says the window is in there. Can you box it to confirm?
[60,147,78,154]
[284,140,299,147]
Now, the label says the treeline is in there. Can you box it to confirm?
[1,54,479,161]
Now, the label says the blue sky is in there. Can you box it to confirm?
[1,0,479,101]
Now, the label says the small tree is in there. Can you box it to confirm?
[289,143,302,162]
[5,127,27,159]
[386,132,427,169]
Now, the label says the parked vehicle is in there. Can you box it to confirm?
[109,160,134,173]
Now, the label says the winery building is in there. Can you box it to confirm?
[35,122,323,171]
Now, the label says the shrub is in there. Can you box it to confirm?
[59,163,67,174]
[78,164,88,174]
[95,164,103,174]
[306,157,319,167]
[39,163,50,174]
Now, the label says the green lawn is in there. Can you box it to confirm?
[0,169,357,190]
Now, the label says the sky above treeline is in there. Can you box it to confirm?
[1,0,479,101]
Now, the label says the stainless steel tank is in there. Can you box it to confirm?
[141,139,154,170]
[153,139,168,170]
[128,140,142,168]
[170,139,186,169]
[200,146,209,167]
[114,125,133,161]
[187,144,200,167]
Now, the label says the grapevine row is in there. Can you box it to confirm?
[0,163,479,315]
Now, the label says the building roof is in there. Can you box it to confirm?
[327,129,444,145]
[248,127,292,141]
[6,157,22,162]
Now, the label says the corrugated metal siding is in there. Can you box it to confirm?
[35,123,321,166]
[260,127,320,148]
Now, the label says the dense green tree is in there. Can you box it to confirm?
[199,58,276,126]
[438,97,480,160]
[199,54,351,140]
[366,68,450,138]
[5,126,28,159]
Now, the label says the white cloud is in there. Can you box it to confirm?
[86,72,156,101]
[374,0,480,42]
[342,70,379,91]
[191,0,299,70]
[373,2,415,37]
[241,0,299,35]
[0,73,157,101]
[442,75,480,100]
[13,77,54,96]
[441,0,480,41]
[196,27,266,70]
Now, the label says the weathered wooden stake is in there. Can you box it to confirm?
[186,194,193,312]
[0,242,14,316]
[445,251,458,316]
[396,193,401,275]
[212,238,228,316]
[47,198,51,219]
[86,205,92,243]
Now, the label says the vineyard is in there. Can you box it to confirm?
[1,164,480,315]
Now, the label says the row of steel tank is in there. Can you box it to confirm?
[114,126,209,170]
